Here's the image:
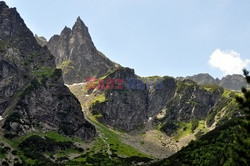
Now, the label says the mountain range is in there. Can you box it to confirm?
[177,73,248,91]
[0,1,249,165]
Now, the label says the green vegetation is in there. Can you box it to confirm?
[58,60,75,75]
[153,118,250,166]
[206,95,238,127]
[152,70,250,166]
[92,94,107,104]
[236,69,250,117]
[222,89,233,98]
[89,115,150,158]
[194,120,208,139]
[197,120,207,132]
[191,118,199,132]
[176,81,190,92]
[3,131,84,165]
[168,119,208,141]
[32,67,57,78]
[31,67,61,84]
[90,94,108,117]
[64,115,152,165]
[173,122,192,141]
[202,84,222,93]
[0,147,7,159]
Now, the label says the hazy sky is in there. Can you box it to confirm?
[5,0,250,78]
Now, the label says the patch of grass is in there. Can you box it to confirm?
[202,84,222,93]
[197,121,207,132]
[58,60,75,75]
[93,94,106,103]
[90,94,108,110]
[173,122,192,141]
[45,131,71,142]
[89,115,150,158]
[94,113,103,118]
[222,89,233,98]
[32,67,55,78]
[191,118,199,132]
[31,68,61,84]
[156,118,250,166]
[4,131,84,165]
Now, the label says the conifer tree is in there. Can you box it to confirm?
[236,69,250,118]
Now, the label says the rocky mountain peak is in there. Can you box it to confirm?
[71,16,93,46]
[0,2,35,44]
[0,1,7,9]
[0,2,96,140]
[61,26,71,36]
[74,16,86,28]
[47,17,117,84]
[72,16,88,33]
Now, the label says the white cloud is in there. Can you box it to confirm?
[209,49,250,76]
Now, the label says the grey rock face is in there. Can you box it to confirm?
[0,2,96,140]
[47,17,117,84]
[178,73,247,91]
[220,74,247,91]
[186,73,220,85]
[90,67,149,131]
[163,80,222,121]
[34,34,47,47]
[89,67,239,133]
[89,67,226,132]
[147,76,176,117]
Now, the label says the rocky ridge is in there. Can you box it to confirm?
[0,1,96,140]
[47,17,118,84]
[177,73,248,91]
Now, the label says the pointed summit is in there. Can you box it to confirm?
[76,16,84,24]
[73,16,87,29]
[60,26,71,36]
[48,17,117,84]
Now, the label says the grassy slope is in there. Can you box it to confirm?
[151,118,250,166]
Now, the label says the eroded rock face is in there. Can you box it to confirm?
[88,67,238,133]
[90,68,149,131]
[0,2,95,140]
[34,34,47,47]
[220,74,247,91]
[47,17,117,84]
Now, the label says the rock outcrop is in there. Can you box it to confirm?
[34,34,47,47]
[0,1,95,140]
[220,74,247,91]
[47,17,118,84]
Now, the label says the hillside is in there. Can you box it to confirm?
[151,118,250,166]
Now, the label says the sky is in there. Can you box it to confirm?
[4,0,250,79]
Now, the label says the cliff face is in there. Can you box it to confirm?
[88,67,239,133]
[220,74,248,91]
[0,2,95,140]
[47,17,117,84]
